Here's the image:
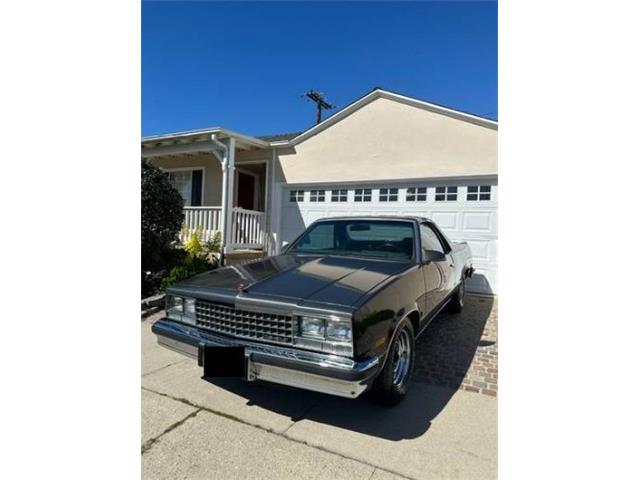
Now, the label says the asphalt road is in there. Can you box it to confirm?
[141,314,497,479]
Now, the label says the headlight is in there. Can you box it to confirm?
[299,316,325,338]
[326,319,353,341]
[166,295,195,325]
[295,315,353,357]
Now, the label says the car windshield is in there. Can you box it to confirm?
[289,220,415,261]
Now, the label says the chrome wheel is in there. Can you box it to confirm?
[392,328,412,387]
[459,280,465,307]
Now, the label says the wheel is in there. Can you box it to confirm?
[371,318,415,405]
[448,278,465,313]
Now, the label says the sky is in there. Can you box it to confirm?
[142,1,497,137]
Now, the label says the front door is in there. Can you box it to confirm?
[237,172,255,210]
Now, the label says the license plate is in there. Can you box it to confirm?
[202,346,246,378]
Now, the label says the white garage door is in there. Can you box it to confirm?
[279,179,498,294]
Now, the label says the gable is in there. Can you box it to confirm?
[277,96,497,185]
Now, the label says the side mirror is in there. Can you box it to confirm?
[422,249,446,264]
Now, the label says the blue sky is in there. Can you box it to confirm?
[142,1,497,137]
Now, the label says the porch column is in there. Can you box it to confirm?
[223,137,236,255]
[210,135,236,263]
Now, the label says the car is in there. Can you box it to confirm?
[152,216,474,405]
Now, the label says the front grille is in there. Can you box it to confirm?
[195,299,295,345]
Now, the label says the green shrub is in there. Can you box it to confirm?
[203,230,222,257]
[141,159,184,272]
[185,231,203,257]
[160,254,214,291]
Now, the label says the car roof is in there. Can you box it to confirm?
[312,215,430,223]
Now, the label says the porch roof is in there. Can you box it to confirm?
[141,127,270,158]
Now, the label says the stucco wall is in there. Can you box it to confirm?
[276,97,497,185]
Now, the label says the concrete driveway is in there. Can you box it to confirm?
[141,302,497,480]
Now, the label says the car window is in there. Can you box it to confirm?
[290,220,415,260]
[295,223,335,250]
[420,223,445,254]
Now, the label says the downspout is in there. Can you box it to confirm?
[211,134,228,265]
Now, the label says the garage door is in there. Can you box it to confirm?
[279,179,498,294]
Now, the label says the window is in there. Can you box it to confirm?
[290,220,415,260]
[331,189,348,202]
[354,188,372,202]
[420,223,445,255]
[435,186,457,201]
[379,187,398,202]
[293,222,335,250]
[310,190,325,202]
[406,187,427,202]
[467,185,491,201]
[289,190,305,202]
[165,169,203,206]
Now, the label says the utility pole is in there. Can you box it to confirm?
[303,90,335,124]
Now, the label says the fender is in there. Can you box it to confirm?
[377,306,421,372]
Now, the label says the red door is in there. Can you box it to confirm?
[237,172,255,210]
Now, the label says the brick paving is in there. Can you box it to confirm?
[413,294,498,397]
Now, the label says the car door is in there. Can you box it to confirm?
[419,222,452,310]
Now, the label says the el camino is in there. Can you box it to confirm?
[153,216,473,405]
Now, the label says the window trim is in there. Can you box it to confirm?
[163,166,206,207]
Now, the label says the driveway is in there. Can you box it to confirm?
[141,295,498,479]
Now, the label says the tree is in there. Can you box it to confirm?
[141,159,184,271]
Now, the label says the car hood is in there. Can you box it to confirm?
[174,254,413,307]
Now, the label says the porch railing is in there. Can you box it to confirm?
[231,207,265,249]
[181,206,222,243]
[180,206,266,250]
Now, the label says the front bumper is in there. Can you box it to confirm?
[151,318,381,398]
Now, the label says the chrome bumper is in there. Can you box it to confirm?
[151,318,381,398]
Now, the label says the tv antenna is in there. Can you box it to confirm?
[303,90,335,124]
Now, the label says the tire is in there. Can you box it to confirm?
[370,318,416,406]
[448,278,465,313]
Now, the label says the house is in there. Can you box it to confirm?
[141,88,498,293]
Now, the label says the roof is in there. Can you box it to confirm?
[141,88,497,152]
[256,132,303,142]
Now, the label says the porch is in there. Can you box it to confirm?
[141,128,275,258]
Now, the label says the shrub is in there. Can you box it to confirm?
[160,253,214,291]
[203,230,222,257]
[185,228,203,257]
[141,159,184,272]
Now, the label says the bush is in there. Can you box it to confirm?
[202,230,222,260]
[185,230,203,257]
[141,159,184,272]
[160,254,214,291]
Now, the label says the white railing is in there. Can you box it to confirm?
[231,207,265,249]
[181,206,222,242]
[180,206,266,250]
